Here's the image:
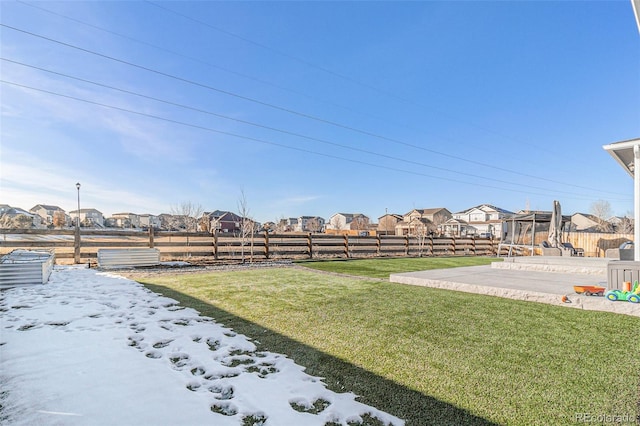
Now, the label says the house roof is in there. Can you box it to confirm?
[206,210,243,222]
[510,212,571,223]
[602,138,640,178]
[1,206,34,216]
[406,208,450,216]
[445,218,468,224]
[572,213,600,222]
[69,208,103,214]
[454,204,514,215]
[330,213,368,223]
[335,212,366,218]
[515,209,550,215]
[30,204,64,212]
[378,213,403,220]
[299,216,324,220]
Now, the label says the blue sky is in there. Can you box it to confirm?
[1,1,639,223]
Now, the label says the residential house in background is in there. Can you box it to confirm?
[299,216,325,232]
[106,212,160,229]
[571,213,609,232]
[280,217,299,232]
[326,213,370,234]
[139,214,161,229]
[378,213,403,235]
[109,212,140,229]
[395,208,451,236]
[0,204,43,228]
[202,210,245,234]
[159,213,183,230]
[29,204,69,227]
[608,216,634,233]
[262,221,276,233]
[68,208,104,228]
[444,204,514,238]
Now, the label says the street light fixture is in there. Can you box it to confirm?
[74,182,81,264]
[76,182,81,227]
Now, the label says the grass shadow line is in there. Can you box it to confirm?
[142,282,500,426]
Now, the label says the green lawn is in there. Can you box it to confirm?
[138,260,638,426]
[294,256,499,279]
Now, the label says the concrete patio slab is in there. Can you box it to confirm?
[492,256,610,275]
[389,263,640,317]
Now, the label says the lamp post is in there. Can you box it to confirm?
[76,182,81,227]
[74,182,81,264]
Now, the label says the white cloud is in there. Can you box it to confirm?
[1,57,198,165]
[0,150,169,215]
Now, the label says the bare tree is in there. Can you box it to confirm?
[53,211,67,228]
[306,217,322,233]
[430,213,448,236]
[410,217,429,256]
[590,200,613,232]
[330,216,345,232]
[170,201,203,259]
[237,190,253,263]
[379,215,397,235]
[170,201,203,232]
[617,212,634,234]
[275,216,288,233]
[350,215,370,234]
[198,215,211,233]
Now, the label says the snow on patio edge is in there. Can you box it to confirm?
[0,266,403,426]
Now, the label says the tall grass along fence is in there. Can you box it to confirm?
[0,229,498,263]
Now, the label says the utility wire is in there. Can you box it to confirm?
[0,24,604,194]
[16,0,545,167]
[15,0,350,111]
[144,0,554,156]
[3,79,625,203]
[5,57,622,199]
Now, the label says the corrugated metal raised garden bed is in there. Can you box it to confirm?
[0,249,55,288]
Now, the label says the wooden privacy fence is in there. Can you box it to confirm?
[0,229,499,263]
[495,231,634,258]
[564,232,633,258]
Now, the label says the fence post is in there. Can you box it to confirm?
[376,234,381,257]
[308,233,313,259]
[451,237,456,255]
[429,235,434,256]
[471,235,476,256]
[405,235,410,256]
[344,234,349,258]
[213,231,218,260]
[264,232,270,259]
[74,226,81,264]
[148,226,154,248]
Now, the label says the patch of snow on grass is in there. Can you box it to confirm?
[0,266,403,426]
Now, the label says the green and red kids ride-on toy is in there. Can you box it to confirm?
[605,280,640,303]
